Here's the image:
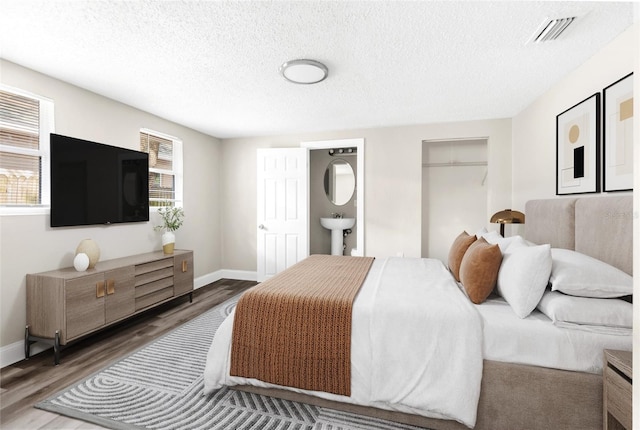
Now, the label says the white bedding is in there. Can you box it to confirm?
[477,294,632,374]
[204,257,484,428]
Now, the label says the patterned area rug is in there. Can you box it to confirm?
[36,295,426,430]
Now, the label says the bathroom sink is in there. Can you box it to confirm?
[320,217,355,230]
[320,217,355,256]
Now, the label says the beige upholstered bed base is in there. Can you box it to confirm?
[235,360,602,429]
[233,195,632,429]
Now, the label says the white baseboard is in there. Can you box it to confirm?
[1,269,257,369]
[194,269,257,288]
[1,339,50,369]
[213,269,258,283]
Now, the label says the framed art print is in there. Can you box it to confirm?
[603,72,633,192]
[556,93,600,195]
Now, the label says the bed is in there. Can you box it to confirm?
[204,195,633,429]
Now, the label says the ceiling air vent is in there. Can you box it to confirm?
[530,17,576,43]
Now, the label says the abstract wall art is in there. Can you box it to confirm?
[556,93,600,195]
[603,73,634,192]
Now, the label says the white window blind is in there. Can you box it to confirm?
[139,129,183,208]
[0,86,54,211]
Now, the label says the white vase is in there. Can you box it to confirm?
[73,253,90,272]
[162,231,175,254]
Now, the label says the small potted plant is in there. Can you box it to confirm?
[154,206,184,254]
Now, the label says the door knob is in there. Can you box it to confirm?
[258,224,266,230]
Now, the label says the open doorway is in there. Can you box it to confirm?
[302,138,365,257]
[421,138,488,261]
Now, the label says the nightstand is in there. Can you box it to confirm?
[603,349,632,430]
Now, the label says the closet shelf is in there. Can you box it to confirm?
[422,161,487,168]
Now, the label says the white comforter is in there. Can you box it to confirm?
[204,257,484,428]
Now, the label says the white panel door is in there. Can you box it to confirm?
[257,148,309,281]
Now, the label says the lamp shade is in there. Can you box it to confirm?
[490,209,525,224]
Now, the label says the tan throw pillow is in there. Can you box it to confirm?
[448,231,477,282]
[460,238,503,304]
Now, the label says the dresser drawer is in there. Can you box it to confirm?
[135,286,174,311]
[135,276,174,298]
[135,258,173,276]
[134,266,173,287]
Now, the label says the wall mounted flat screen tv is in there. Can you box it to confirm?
[50,133,149,227]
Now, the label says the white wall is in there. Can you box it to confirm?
[0,60,223,356]
[512,24,637,207]
[220,118,512,271]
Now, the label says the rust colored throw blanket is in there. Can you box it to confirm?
[230,255,375,397]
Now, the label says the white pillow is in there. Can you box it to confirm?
[481,230,499,240]
[474,227,488,238]
[549,248,632,298]
[483,232,521,254]
[496,237,552,318]
[538,290,632,334]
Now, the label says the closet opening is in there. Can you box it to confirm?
[421,138,488,261]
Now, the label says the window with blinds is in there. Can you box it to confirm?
[0,87,54,210]
[140,129,183,208]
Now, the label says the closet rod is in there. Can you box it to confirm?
[422,161,487,168]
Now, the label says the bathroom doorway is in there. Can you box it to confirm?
[302,138,364,257]
[421,138,488,261]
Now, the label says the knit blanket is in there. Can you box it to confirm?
[230,255,375,396]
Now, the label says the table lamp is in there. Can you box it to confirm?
[490,209,525,236]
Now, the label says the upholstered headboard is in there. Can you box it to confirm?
[524,196,633,275]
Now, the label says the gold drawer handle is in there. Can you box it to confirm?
[96,281,106,298]
[106,279,115,295]
[182,260,188,273]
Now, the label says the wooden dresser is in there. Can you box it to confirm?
[26,250,193,364]
[603,349,632,430]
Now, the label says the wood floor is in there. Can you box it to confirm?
[0,279,256,430]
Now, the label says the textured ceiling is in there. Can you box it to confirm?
[0,1,634,139]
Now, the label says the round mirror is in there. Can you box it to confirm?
[324,159,355,206]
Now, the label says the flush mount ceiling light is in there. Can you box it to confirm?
[280,59,328,84]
